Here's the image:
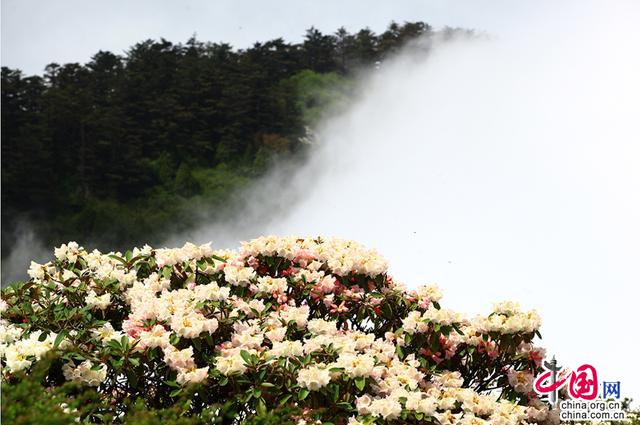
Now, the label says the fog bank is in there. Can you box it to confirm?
[176,1,640,398]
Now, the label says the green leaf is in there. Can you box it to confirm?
[162,266,172,279]
[54,330,68,348]
[383,302,393,319]
[210,254,226,263]
[204,333,214,346]
[240,350,252,365]
[108,255,127,265]
[298,388,310,400]
[192,338,202,351]
[278,394,292,406]
[170,333,180,345]
[256,398,267,415]
[354,376,366,391]
[170,388,182,397]
[329,383,340,402]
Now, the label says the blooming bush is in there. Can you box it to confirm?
[1,236,558,424]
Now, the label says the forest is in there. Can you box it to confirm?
[1,22,468,265]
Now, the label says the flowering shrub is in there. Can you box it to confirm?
[1,236,558,424]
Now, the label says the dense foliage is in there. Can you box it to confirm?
[1,22,463,260]
[1,235,565,424]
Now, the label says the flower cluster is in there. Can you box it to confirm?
[474,302,542,335]
[0,322,56,373]
[1,236,554,424]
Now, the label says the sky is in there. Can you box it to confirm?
[7,0,525,75]
[3,0,640,403]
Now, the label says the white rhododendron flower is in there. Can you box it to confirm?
[91,323,124,342]
[62,360,107,387]
[255,276,288,294]
[4,346,32,373]
[268,340,304,358]
[433,371,464,388]
[368,397,402,420]
[334,352,376,378]
[231,330,264,349]
[423,305,462,326]
[54,242,82,263]
[307,318,337,336]
[492,301,522,316]
[474,309,542,335]
[410,283,444,307]
[297,365,332,390]
[176,366,209,385]
[215,353,248,376]
[85,290,111,310]
[0,236,555,424]
[507,369,534,394]
[139,325,171,349]
[224,264,256,286]
[164,346,195,370]
[280,305,310,329]
[265,326,287,342]
[27,261,47,281]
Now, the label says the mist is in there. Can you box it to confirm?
[170,1,640,399]
[1,222,51,285]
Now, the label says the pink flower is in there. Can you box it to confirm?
[322,276,337,290]
[246,256,260,269]
[122,318,145,338]
[418,299,430,309]
[293,249,316,267]
[439,335,459,360]
[330,301,349,315]
[479,340,500,359]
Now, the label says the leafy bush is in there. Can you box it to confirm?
[2,236,557,423]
